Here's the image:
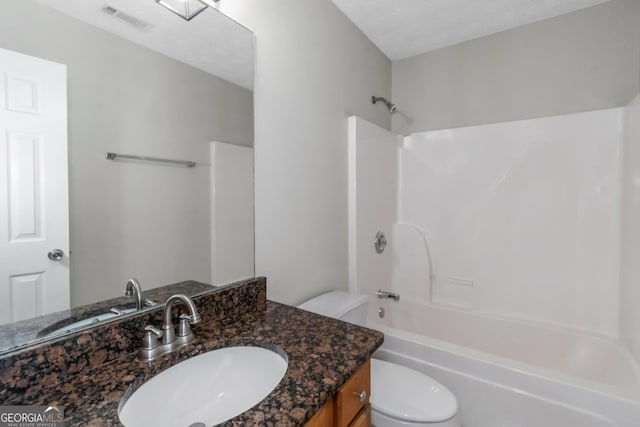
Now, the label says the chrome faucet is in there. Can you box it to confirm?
[124,278,158,311]
[161,294,202,345]
[138,294,202,361]
[124,278,144,311]
[376,289,400,302]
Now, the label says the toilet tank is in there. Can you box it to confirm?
[297,290,368,326]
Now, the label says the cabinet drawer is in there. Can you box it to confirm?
[335,360,370,427]
[349,405,371,427]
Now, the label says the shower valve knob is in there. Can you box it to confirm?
[374,231,387,254]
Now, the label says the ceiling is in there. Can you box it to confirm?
[35,0,254,90]
[33,0,612,86]
[331,0,610,61]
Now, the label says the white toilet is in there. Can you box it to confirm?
[298,291,460,427]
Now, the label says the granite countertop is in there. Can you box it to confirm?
[0,281,215,355]
[6,299,383,426]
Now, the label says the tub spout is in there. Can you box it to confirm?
[377,289,400,302]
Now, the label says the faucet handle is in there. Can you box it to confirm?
[177,314,192,337]
[144,298,158,307]
[143,325,163,350]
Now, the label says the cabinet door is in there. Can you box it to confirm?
[306,398,334,427]
[335,360,371,427]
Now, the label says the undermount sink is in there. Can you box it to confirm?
[118,346,288,427]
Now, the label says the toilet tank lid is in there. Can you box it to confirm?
[297,290,367,319]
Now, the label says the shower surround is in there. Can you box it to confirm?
[400,108,621,335]
[347,102,640,425]
[350,107,626,334]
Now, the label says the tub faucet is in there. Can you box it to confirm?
[377,289,400,302]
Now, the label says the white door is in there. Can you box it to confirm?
[0,48,69,325]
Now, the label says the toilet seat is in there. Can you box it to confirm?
[370,359,458,423]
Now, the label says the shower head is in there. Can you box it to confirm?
[372,96,398,113]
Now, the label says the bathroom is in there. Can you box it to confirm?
[1,0,640,426]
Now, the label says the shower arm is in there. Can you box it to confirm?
[372,96,398,113]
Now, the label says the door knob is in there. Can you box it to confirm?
[48,249,64,261]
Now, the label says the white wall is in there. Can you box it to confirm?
[392,0,640,134]
[399,109,623,335]
[211,142,254,286]
[220,0,392,304]
[0,0,254,306]
[621,95,640,362]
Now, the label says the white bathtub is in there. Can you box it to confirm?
[367,296,640,427]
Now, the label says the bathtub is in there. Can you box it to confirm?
[366,296,640,427]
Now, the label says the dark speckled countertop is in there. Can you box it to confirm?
[0,281,215,355]
[2,282,383,426]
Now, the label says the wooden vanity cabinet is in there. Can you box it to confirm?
[306,360,371,427]
[306,398,334,427]
[348,406,371,427]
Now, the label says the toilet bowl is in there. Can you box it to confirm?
[297,290,461,427]
[370,359,460,427]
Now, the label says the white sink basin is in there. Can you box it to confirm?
[118,346,288,427]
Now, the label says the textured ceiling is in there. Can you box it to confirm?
[35,0,253,90]
[332,0,610,61]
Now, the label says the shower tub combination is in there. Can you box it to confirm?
[367,296,640,427]
[347,106,640,426]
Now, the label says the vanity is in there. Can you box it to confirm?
[306,360,372,427]
[0,278,383,426]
